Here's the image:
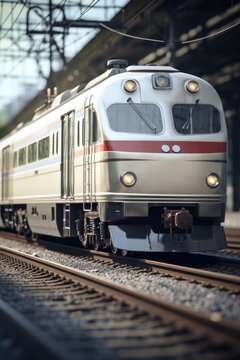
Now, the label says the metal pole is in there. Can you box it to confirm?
[48,0,53,89]
[167,0,176,67]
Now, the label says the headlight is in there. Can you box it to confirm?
[185,80,200,93]
[123,80,137,93]
[121,172,137,187]
[206,173,220,188]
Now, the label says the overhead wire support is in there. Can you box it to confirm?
[53,19,122,29]
[0,1,27,40]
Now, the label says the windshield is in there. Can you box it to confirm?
[173,104,221,135]
[107,103,163,134]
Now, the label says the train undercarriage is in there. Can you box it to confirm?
[0,200,226,253]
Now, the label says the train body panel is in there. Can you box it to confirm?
[0,60,228,252]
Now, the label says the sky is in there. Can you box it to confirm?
[0,0,129,124]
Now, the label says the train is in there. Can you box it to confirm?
[0,59,228,254]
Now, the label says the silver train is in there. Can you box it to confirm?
[0,59,228,253]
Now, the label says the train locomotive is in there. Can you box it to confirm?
[0,59,227,253]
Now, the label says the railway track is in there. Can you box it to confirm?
[0,230,240,293]
[49,245,240,292]
[0,245,239,360]
[0,299,65,360]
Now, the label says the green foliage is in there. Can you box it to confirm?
[0,112,6,138]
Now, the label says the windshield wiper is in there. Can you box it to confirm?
[181,99,200,132]
[127,97,157,133]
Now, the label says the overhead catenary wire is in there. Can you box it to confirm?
[64,0,100,31]
[100,18,240,45]
[0,1,27,40]
[0,0,66,83]
[181,19,240,44]
[100,22,165,43]
[0,0,19,29]
[1,0,240,110]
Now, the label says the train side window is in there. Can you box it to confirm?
[82,106,99,145]
[38,137,50,160]
[56,132,59,154]
[19,147,27,166]
[92,108,100,143]
[28,142,37,163]
[77,121,80,147]
[13,151,18,167]
[82,119,85,145]
[52,133,55,155]
[51,207,55,221]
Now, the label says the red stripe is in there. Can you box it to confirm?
[74,141,226,158]
[103,140,227,154]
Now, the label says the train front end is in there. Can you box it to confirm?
[97,63,227,252]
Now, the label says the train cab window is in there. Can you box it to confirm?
[107,103,163,134]
[28,142,37,163]
[38,137,50,160]
[173,104,221,135]
[19,147,27,166]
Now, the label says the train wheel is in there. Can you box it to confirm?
[110,240,119,255]
[120,249,128,256]
[80,234,90,248]
[79,216,90,248]
[93,236,100,251]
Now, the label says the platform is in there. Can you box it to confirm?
[224,212,240,229]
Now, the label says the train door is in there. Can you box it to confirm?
[2,145,11,200]
[61,111,75,199]
[83,100,99,211]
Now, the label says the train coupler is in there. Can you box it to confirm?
[163,208,193,237]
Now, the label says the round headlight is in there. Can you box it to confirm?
[123,80,137,93]
[206,173,220,188]
[185,80,200,93]
[121,172,137,187]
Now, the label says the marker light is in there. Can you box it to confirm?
[185,80,200,93]
[152,74,172,89]
[206,173,220,188]
[155,75,170,87]
[123,80,137,93]
[121,172,137,187]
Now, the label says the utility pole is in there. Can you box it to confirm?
[48,0,53,89]
[26,2,121,89]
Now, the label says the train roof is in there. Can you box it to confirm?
[0,60,180,142]
[33,60,179,120]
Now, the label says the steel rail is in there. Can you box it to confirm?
[0,230,239,292]
[0,299,68,360]
[88,250,240,292]
[0,244,240,349]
